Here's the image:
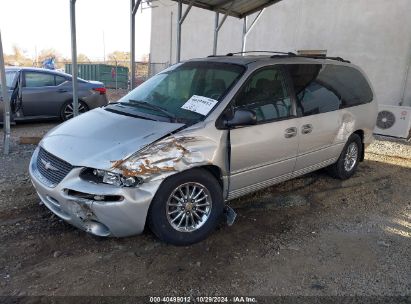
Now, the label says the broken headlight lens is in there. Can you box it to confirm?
[94,169,143,187]
[81,168,143,187]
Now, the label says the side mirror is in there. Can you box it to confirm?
[225,109,257,128]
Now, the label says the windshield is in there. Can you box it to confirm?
[115,61,245,124]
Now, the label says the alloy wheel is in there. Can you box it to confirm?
[64,102,87,120]
[166,182,212,232]
[344,142,358,172]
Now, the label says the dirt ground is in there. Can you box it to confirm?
[0,121,410,298]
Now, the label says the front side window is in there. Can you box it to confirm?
[24,72,56,87]
[233,66,293,123]
[115,62,245,124]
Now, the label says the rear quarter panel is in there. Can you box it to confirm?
[78,82,108,109]
[332,100,377,157]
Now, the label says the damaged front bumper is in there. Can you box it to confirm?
[29,148,161,237]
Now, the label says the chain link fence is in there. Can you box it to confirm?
[133,61,169,87]
[29,60,169,90]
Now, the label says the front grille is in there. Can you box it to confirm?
[36,147,73,186]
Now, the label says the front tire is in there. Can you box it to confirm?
[327,134,362,180]
[148,168,224,245]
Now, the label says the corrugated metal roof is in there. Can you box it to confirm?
[170,0,283,18]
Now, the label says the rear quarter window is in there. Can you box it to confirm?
[319,65,373,107]
[289,64,373,117]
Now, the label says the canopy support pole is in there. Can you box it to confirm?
[213,13,219,55]
[169,11,173,65]
[241,9,265,54]
[0,31,10,155]
[176,0,194,62]
[130,0,142,89]
[241,17,247,53]
[70,0,79,117]
[213,9,230,55]
[213,1,235,55]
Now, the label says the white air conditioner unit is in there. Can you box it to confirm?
[374,105,411,139]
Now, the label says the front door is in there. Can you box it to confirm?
[228,66,299,198]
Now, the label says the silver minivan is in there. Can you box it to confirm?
[29,54,377,245]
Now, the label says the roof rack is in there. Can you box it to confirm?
[208,51,296,57]
[270,53,351,63]
[208,51,351,63]
[227,51,297,56]
[207,54,229,58]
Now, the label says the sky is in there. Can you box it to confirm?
[0,0,152,61]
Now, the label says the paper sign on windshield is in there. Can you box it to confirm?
[181,95,218,116]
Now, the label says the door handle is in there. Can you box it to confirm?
[57,89,68,93]
[284,127,297,138]
[301,124,313,134]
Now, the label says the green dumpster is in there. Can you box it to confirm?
[65,63,129,89]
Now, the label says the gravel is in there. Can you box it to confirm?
[368,136,411,159]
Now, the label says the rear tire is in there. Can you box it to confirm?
[327,134,362,180]
[148,168,224,246]
[60,100,88,121]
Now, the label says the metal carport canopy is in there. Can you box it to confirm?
[170,0,282,18]
[170,0,283,62]
[1,0,284,154]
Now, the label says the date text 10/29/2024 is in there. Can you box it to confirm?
[149,296,257,303]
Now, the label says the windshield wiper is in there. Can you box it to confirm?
[127,99,177,122]
[105,106,155,120]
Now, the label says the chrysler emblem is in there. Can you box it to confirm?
[41,159,58,171]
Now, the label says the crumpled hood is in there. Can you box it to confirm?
[40,108,185,170]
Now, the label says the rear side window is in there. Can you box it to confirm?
[55,75,67,85]
[288,64,373,116]
[288,64,341,116]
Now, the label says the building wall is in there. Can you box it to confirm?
[150,0,411,106]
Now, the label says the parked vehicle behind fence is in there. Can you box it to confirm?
[0,67,108,122]
[29,53,377,245]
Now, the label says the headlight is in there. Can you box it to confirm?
[80,168,143,187]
